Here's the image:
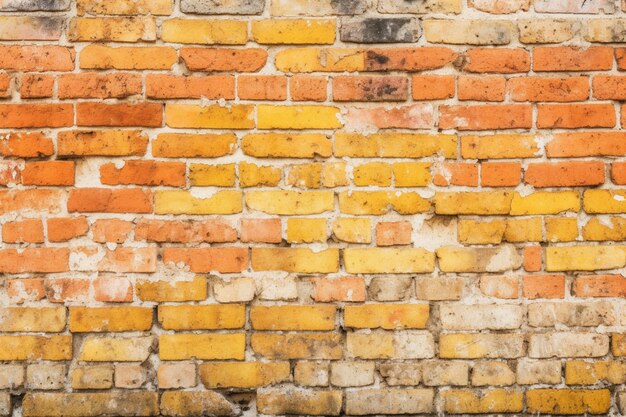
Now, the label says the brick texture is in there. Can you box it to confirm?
[0,1,625,416]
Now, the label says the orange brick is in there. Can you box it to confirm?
[20,74,53,98]
[162,248,248,273]
[0,248,69,273]
[463,48,530,73]
[458,76,505,101]
[47,217,89,242]
[365,47,457,71]
[537,104,615,129]
[376,221,412,246]
[534,47,613,71]
[59,72,142,99]
[92,219,133,243]
[100,161,185,187]
[481,162,521,187]
[412,75,455,100]
[612,162,626,184]
[135,219,236,243]
[333,76,408,101]
[241,218,282,243]
[2,219,44,243]
[525,161,605,187]
[523,275,565,299]
[76,102,162,127]
[508,76,589,102]
[94,277,133,303]
[573,275,626,298]
[547,132,626,158]
[0,104,73,128]
[238,75,287,100]
[311,277,366,302]
[45,278,90,303]
[180,48,267,72]
[290,75,327,101]
[22,161,74,186]
[0,132,54,158]
[68,188,152,213]
[524,246,542,272]
[433,163,479,187]
[439,104,532,130]
[0,45,74,71]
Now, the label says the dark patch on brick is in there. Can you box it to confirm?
[341,18,421,43]
[181,0,265,15]
[330,0,367,14]
[0,0,69,11]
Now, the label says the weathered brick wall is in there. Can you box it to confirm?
[0,0,625,415]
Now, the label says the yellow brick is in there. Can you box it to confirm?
[77,0,173,15]
[252,247,339,273]
[251,306,336,331]
[339,191,430,215]
[332,218,372,243]
[612,334,626,356]
[437,245,522,273]
[546,246,626,271]
[287,163,322,188]
[354,162,392,186]
[69,17,156,42]
[137,276,207,302]
[583,217,626,241]
[584,189,626,213]
[504,217,542,242]
[442,389,523,413]
[393,162,431,187]
[189,164,235,186]
[239,162,281,187]
[159,334,246,360]
[461,134,539,159]
[344,248,435,273]
[0,335,72,361]
[258,105,341,129]
[155,190,242,215]
[323,162,349,187]
[80,45,177,70]
[335,133,457,158]
[153,133,236,158]
[160,392,236,416]
[546,217,579,242]
[257,389,343,416]
[69,307,152,333]
[344,304,429,329]
[565,361,626,385]
[275,48,366,72]
[511,191,580,215]
[242,133,332,158]
[161,19,247,44]
[79,336,152,362]
[526,389,611,415]
[251,333,342,359]
[199,362,291,388]
[287,218,327,243]
[458,219,505,244]
[246,190,334,215]
[23,393,158,417]
[252,19,336,44]
[72,365,114,390]
[439,333,524,359]
[346,333,394,359]
[158,305,245,330]
[165,104,255,129]
[0,307,66,332]
[435,191,512,215]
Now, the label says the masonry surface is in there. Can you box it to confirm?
[0,0,626,415]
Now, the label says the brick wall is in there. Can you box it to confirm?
[0,0,625,415]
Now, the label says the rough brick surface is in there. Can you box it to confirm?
[0,1,625,416]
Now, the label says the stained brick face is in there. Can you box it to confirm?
[0,0,625,416]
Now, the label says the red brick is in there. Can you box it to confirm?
[21,161,75,186]
[76,102,162,127]
[464,48,530,73]
[2,219,44,243]
[238,75,287,100]
[134,219,237,243]
[0,248,69,273]
[534,47,613,72]
[481,162,521,187]
[146,74,235,99]
[47,217,89,242]
[537,103,615,129]
[162,248,248,273]
[458,76,505,101]
[523,275,565,299]
[59,72,142,99]
[0,132,53,158]
[180,48,267,72]
[0,104,73,128]
[376,221,412,246]
[508,76,589,102]
[68,188,152,213]
[332,76,408,101]
[411,75,455,100]
[525,161,605,187]
[241,218,282,243]
[92,219,133,243]
[439,104,532,130]
[290,75,327,101]
[100,161,185,187]
[573,275,626,298]
[365,47,457,71]
[20,74,53,98]
[0,45,74,71]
